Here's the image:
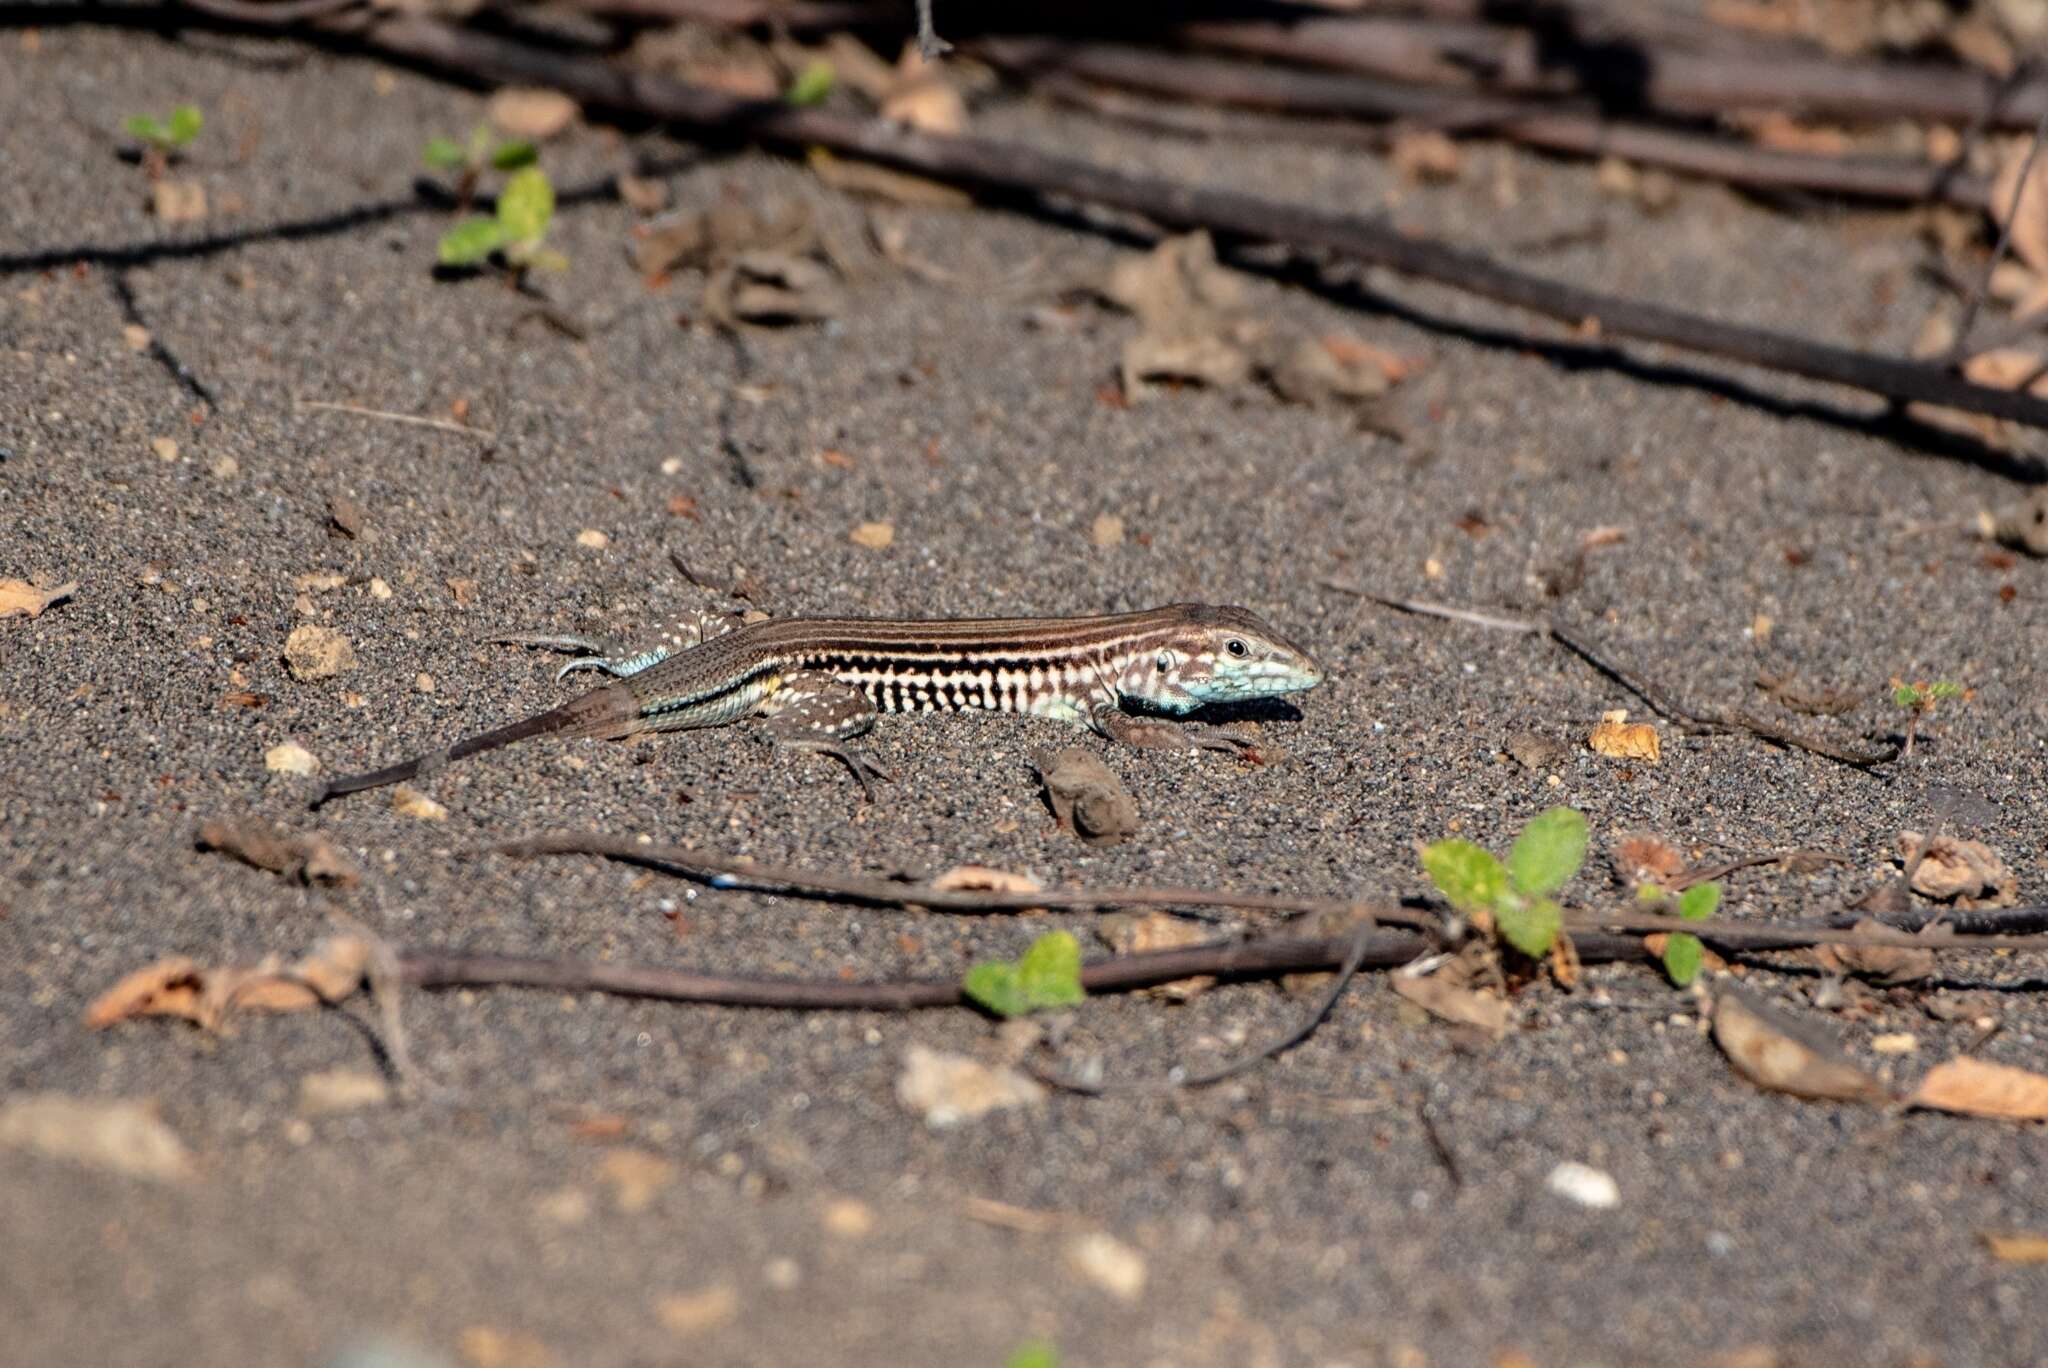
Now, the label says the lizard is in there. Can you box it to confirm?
[308,602,1323,806]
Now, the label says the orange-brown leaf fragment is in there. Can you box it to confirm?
[1615,833,1686,885]
[1589,711,1661,762]
[1910,1055,2048,1121]
[85,957,207,1029]
[1712,987,1890,1104]
[1982,1231,2048,1263]
[931,865,1042,895]
[0,578,77,620]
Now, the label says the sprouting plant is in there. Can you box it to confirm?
[422,125,538,211]
[1420,806,1588,960]
[437,165,567,278]
[121,105,202,176]
[1891,679,1965,759]
[1636,879,1723,987]
[785,58,836,107]
[962,930,1085,1018]
[1001,1342,1059,1368]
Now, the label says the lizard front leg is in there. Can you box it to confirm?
[1089,701,1258,757]
[759,670,892,799]
[492,608,746,682]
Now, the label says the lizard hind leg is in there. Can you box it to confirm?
[492,608,747,682]
[759,670,891,800]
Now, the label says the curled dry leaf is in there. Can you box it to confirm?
[1990,141,2048,276]
[1121,331,1251,398]
[197,817,361,887]
[487,86,578,140]
[0,578,77,619]
[1898,831,2017,908]
[85,935,371,1033]
[1588,710,1660,762]
[1711,987,1890,1104]
[705,250,845,326]
[1614,833,1686,885]
[1809,917,1936,985]
[1982,1232,2048,1263]
[1098,911,1212,1000]
[1909,1055,2048,1121]
[1391,957,1511,1038]
[1961,347,2048,396]
[931,864,1042,895]
[1037,747,1140,846]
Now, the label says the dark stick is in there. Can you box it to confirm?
[976,37,1993,209]
[339,16,2048,433]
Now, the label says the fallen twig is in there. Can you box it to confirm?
[298,397,497,440]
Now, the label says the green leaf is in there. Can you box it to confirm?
[490,139,539,170]
[1893,684,1924,708]
[422,136,468,170]
[785,58,836,107]
[438,217,509,265]
[1495,894,1561,959]
[123,114,168,144]
[962,931,1085,1018]
[1420,839,1507,913]
[1506,806,1588,897]
[1003,1343,1059,1368]
[1662,931,1704,986]
[166,104,203,145]
[1635,881,1667,903]
[496,165,554,243]
[1929,681,1964,700]
[1677,881,1721,922]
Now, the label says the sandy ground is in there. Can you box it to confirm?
[4,15,2047,1368]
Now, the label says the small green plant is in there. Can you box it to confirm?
[1891,678,1964,758]
[122,105,202,175]
[1638,879,1722,987]
[785,58,836,107]
[1420,806,1588,959]
[1001,1342,1059,1368]
[437,165,567,276]
[963,930,1085,1018]
[422,125,538,210]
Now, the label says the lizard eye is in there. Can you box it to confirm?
[1226,639,1248,657]
[1156,652,1173,672]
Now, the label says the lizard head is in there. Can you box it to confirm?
[1133,605,1324,713]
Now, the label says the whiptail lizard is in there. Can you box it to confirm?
[310,602,1323,805]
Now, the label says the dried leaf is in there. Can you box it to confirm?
[1087,513,1125,547]
[1120,331,1250,398]
[197,817,360,887]
[1990,141,2048,276]
[1712,988,1890,1104]
[655,1284,738,1335]
[705,249,845,325]
[1809,917,1936,985]
[487,86,578,140]
[1588,711,1661,762]
[1988,487,2048,556]
[392,786,449,821]
[283,624,357,680]
[0,578,77,619]
[932,864,1042,895]
[1982,1231,2048,1263]
[1961,347,2048,396]
[1037,747,1140,846]
[881,74,966,135]
[616,173,669,216]
[807,149,971,207]
[896,1044,1045,1127]
[1615,834,1686,885]
[1389,128,1462,183]
[1910,1055,2048,1120]
[86,936,370,1032]
[0,1095,193,1183]
[1265,334,1392,408]
[1097,911,1211,1000]
[1102,232,1247,329]
[151,179,207,223]
[1065,1230,1147,1302]
[849,521,895,550]
[1391,963,1511,1037]
[298,1068,390,1116]
[1898,832,2017,907]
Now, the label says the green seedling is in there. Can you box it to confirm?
[422,125,538,211]
[437,165,568,277]
[1420,806,1588,959]
[1891,678,1964,759]
[1002,1342,1060,1368]
[785,58,836,107]
[963,930,1085,1018]
[121,105,202,176]
[1637,879,1723,987]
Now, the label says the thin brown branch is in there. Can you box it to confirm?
[489,832,1438,932]
[345,15,2048,436]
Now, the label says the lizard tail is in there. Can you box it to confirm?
[309,686,637,808]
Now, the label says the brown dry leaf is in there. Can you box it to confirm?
[1898,831,2017,907]
[1037,747,1140,846]
[1390,128,1462,183]
[1588,710,1660,762]
[85,936,370,1032]
[1121,332,1250,398]
[0,578,77,620]
[705,250,845,326]
[1744,111,1850,156]
[655,1284,739,1336]
[881,73,966,136]
[0,1095,194,1183]
[1909,1055,2048,1121]
[1809,917,1937,985]
[1103,231,1247,329]
[283,623,357,680]
[1711,987,1891,1104]
[152,180,207,223]
[1087,513,1125,547]
[931,865,1042,895]
[1266,334,1392,408]
[818,448,857,470]
[487,86,578,140]
[1391,961,1511,1038]
[392,786,449,822]
[808,149,972,207]
[1961,347,2048,396]
[1990,141,2048,275]
[197,817,361,887]
[1982,1231,2048,1262]
[1097,911,1212,1000]
[849,521,895,551]
[1615,834,1686,885]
